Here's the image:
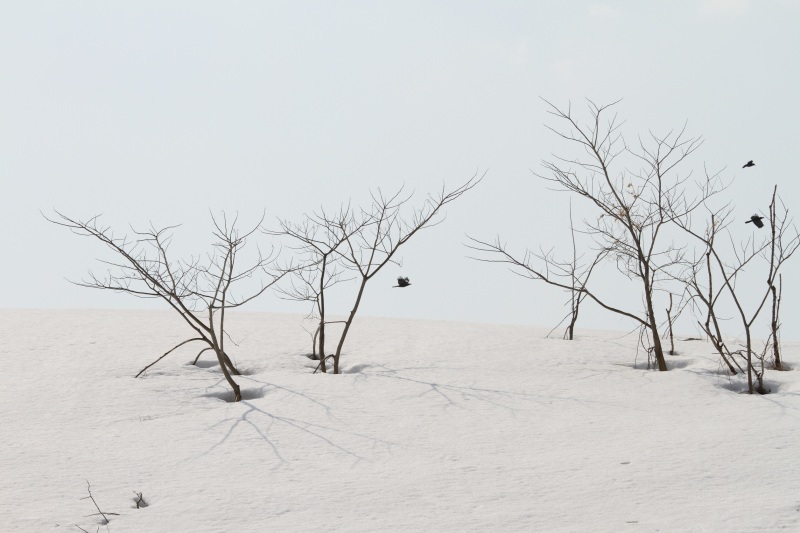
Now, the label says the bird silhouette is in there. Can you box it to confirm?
[742,160,755,168]
[393,276,411,288]
[745,214,764,228]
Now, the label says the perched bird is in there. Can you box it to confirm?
[742,160,755,168]
[745,214,765,228]
[393,276,411,288]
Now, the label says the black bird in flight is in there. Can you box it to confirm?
[742,160,755,168]
[745,214,765,228]
[393,276,411,288]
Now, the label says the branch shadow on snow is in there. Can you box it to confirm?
[200,374,334,417]
[198,375,404,465]
[203,400,405,466]
[360,363,611,413]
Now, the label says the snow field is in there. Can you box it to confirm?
[1,309,799,532]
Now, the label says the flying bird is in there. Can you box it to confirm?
[393,276,411,288]
[742,160,755,168]
[745,214,764,228]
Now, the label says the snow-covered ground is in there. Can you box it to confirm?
[2,309,799,532]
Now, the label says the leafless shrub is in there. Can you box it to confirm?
[680,186,799,393]
[47,210,287,401]
[770,273,784,370]
[543,201,607,340]
[682,211,743,374]
[328,172,485,373]
[79,481,118,529]
[268,205,365,372]
[132,491,148,509]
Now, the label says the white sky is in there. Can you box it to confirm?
[2,1,799,337]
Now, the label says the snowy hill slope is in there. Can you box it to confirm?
[2,310,799,532]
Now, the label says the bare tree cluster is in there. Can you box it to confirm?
[467,99,798,392]
[469,99,724,371]
[50,99,796,398]
[49,171,482,398]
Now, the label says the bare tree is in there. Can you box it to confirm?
[269,205,364,372]
[469,99,723,371]
[660,290,691,356]
[47,211,285,402]
[683,211,743,374]
[329,172,485,374]
[548,201,607,340]
[680,186,799,392]
[766,189,790,371]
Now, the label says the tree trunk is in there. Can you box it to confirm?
[217,348,242,402]
[641,271,667,371]
[333,277,368,374]
[644,291,667,371]
[649,324,667,371]
[208,325,242,401]
[668,325,675,356]
[770,277,782,370]
[745,328,754,394]
[312,324,319,359]
[666,294,675,356]
[565,296,579,340]
[318,257,328,373]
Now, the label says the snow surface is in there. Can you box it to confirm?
[2,309,800,532]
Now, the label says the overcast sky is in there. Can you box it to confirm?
[2,1,799,338]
